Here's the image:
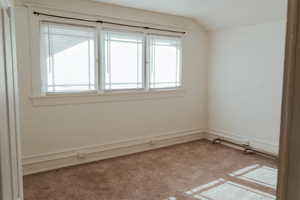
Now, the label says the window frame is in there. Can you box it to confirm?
[30,11,184,99]
[147,33,183,90]
[100,28,147,92]
[39,21,99,95]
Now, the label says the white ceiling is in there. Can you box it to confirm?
[93,0,288,30]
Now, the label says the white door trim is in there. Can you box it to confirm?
[0,7,14,200]
[277,0,300,200]
[0,3,23,200]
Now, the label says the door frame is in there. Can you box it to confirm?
[0,0,23,200]
[277,0,300,199]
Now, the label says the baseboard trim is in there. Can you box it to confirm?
[207,129,279,155]
[23,128,279,175]
[23,129,206,175]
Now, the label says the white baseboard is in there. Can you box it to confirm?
[23,129,206,175]
[23,128,279,175]
[207,129,279,156]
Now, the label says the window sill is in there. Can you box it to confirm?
[29,89,186,107]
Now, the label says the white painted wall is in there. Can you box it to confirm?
[208,21,286,154]
[14,0,209,161]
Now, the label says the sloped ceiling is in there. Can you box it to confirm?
[93,0,288,30]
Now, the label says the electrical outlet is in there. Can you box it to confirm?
[77,152,87,160]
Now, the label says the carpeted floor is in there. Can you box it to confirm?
[23,140,277,200]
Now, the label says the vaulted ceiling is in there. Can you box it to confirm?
[93,0,288,30]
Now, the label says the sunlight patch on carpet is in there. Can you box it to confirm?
[230,165,278,189]
[185,179,275,200]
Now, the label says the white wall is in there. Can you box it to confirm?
[208,21,286,154]
[15,0,209,164]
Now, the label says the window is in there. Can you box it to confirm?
[149,35,182,89]
[40,23,96,93]
[39,21,182,95]
[103,30,144,90]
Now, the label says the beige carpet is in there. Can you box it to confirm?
[24,140,277,200]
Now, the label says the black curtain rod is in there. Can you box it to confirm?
[33,11,186,34]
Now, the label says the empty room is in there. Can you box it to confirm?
[0,0,290,199]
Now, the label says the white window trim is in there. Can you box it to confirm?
[30,11,101,96]
[147,34,183,90]
[41,21,99,94]
[29,88,186,106]
[29,9,185,106]
[101,28,146,91]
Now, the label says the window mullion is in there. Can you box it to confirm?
[96,24,102,93]
[108,33,112,90]
[137,39,139,89]
[153,38,156,89]
[49,25,55,93]
[175,41,178,87]
[144,34,150,91]
[179,40,183,88]
[88,38,91,90]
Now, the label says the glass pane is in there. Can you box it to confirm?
[104,31,144,90]
[150,36,181,89]
[40,23,96,93]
